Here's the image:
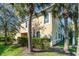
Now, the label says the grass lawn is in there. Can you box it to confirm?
[0,41,76,56]
[0,42,22,56]
[28,52,67,56]
[0,42,66,56]
[56,41,76,53]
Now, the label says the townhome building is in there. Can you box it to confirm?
[15,4,64,47]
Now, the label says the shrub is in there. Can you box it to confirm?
[0,36,15,44]
[17,37,50,49]
[32,37,50,49]
[32,38,41,49]
[6,37,15,44]
[41,38,50,49]
[0,36,5,41]
[18,37,28,46]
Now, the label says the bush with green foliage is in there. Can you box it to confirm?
[17,37,50,49]
[0,36,5,41]
[7,37,15,44]
[0,36,15,44]
[18,37,28,46]
[32,37,50,49]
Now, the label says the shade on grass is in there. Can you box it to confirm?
[0,42,22,56]
[56,41,76,53]
[29,52,67,56]
[0,42,66,56]
[0,41,76,56]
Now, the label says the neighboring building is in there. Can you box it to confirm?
[15,4,64,47]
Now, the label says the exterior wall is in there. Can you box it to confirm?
[50,17,60,46]
[41,12,52,38]
[20,23,28,33]
[15,4,63,46]
[15,22,28,39]
[15,12,53,39]
[32,12,53,38]
[14,6,64,47]
[15,11,63,47]
[15,33,21,39]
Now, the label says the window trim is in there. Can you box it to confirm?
[44,12,49,24]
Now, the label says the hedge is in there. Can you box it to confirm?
[0,36,15,44]
[17,37,50,49]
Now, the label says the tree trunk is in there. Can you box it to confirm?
[72,31,75,48]
[4,22,8,45]
[27,6,33,52]
[72,21,76,48]
[64,18,69,53]
[4,29,7,45]
[74,20,78,38]
[76,24,79,55]
[76,35,79,56]
[74,19,78,47]
[76,4,79,56]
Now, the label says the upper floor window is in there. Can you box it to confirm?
[44,13,49,24]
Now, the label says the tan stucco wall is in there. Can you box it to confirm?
[31,12,53,38]
[20,23,28,33]
[15,22,28,39]
[15,12,53,39]
[15,33,21,39]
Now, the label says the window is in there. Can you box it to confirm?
[36,31,40,37]
[44,13,49,24]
